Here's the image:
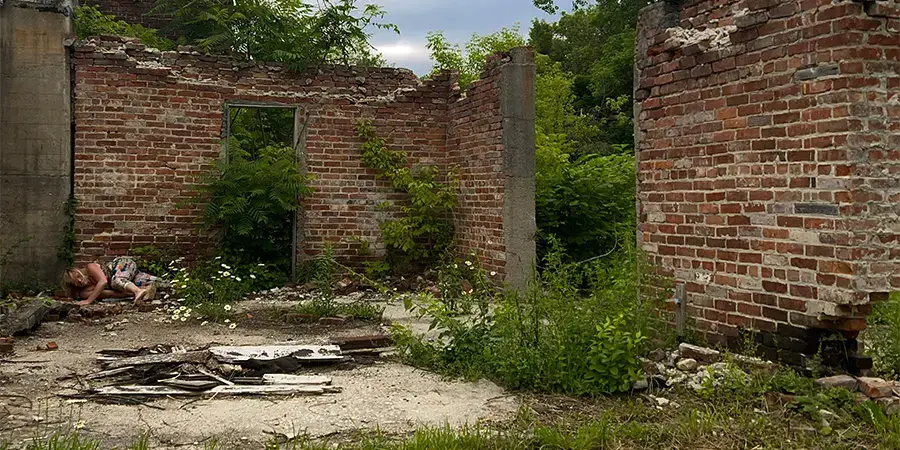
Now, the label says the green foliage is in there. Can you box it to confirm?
[536,138,635,262]
[425,26,526,89]
[197,144,312,275]
[152,0,394,68]
[356,120,457,272]
[861,292,900,378]
[434,252,498,313]
[586,314,647,393]
[73,6,175,50]
[393,241,670,396]
[294,298,384,321]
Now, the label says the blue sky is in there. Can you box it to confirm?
[369,0,566,75]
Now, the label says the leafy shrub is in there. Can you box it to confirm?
[585,314,647,393]
[357,120,458,273]
[536,132,636,263]
[74,6,175,50]
[197,144,312,275]
[861,292,900,378]
[434,252,499,313]
[393,239,670,395]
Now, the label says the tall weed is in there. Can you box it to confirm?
[393,238,671,395]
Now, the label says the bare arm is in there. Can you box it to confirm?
[77,263,108,306]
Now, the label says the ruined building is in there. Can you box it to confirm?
[636,0,900,369]
[0,0,537,289]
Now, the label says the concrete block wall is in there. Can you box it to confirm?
[635,0,900,367]
[71,36,536,288]
[0,3,73,286]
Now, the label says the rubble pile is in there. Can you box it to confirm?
[64,335,394,402]
[636,342,776,392]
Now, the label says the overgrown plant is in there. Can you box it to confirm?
[196,144,312,275]
[356,120,458,273]
[861,292,900,378]
[393,238,671,395]
[73,6,175,50]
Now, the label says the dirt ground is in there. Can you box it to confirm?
[0,296,518,448]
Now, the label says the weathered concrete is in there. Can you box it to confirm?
[0,3,73,286]
[500,47,537,292]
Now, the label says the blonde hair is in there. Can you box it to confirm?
[62,267,90,298]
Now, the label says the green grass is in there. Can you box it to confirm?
[293,298,385,321]
[861,292,900,378]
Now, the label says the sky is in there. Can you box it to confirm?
[369,0,566,75]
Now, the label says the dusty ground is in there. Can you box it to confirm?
[0,295,518,448]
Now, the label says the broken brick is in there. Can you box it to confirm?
[318,317,347,326]
[678,343,722,363]
[46,341,58,351]
[859,377,893,399]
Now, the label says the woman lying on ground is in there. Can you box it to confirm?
[62,256,163,306]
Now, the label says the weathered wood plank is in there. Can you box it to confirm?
[86,366,135,380]
[262,374,331,385]
[331,335,393,351]
[104,351,208,369]
[92,384,338,396]
[208,345,343,363]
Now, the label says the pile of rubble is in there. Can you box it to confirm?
[635,342,775,391]
[816,375,900,414]
[63,335,393,402]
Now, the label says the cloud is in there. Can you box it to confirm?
[373,40,433,74]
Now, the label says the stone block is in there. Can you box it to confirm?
[815,375,858,391]
[679,343,722,363]
[677,358,698,371]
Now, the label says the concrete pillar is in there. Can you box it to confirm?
[500,47,537,292]
[0,3,73,287]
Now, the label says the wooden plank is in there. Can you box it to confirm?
[197,367,234,386]
[332,335,393,351]
[208,345,342,363]
[159,378,220,391]
[92,384,337,396]
[86,366,135,380]
[262,374,331,385]
[105,351,208,369]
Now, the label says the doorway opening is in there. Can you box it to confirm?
[221,103,307,280]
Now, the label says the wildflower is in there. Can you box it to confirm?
[236,277,242,282]
[453,264,458,269]
[250,274,256,279]
[465,261,472,266]
[258,263,265,267]
[215,256,222,260]
[181,317,187,322]
[469,266,475,270]
[171,315,179,320]
[490,271,497,276]
[224,304,233,311]
[223,271,231,277]
[462,291,468,296]
[224,319,231,323]
[223,264,231,269]
[201,321,209,326]
[179,306,187,311]
[229,323,237,329]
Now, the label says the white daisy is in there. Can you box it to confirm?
[229,323,237,329]
[201,321,209,326]
[250,274,256,279]
[224,304,232,311]
[490,271,497,276]
[224,319,231,323]
[180,317,187,322]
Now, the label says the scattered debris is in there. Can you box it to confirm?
[858,377,894,399]
[0,298,50,336]
[678,343,722,364]
[676,358,698,372]
[815,375,859,391]
[0,337,13,355]
[45,341,58,351]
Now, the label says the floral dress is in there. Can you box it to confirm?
[103,257,160,292]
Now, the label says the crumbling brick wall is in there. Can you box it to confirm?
[636,0,900,367]
[72,36,536,287]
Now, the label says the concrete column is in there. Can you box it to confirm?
[500,47,537,292]
[0,4,73,286]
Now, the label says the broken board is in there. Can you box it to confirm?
[208,345,343,363]
[104,351,209,369]
[92,384,340,396]
[262,374,332,385]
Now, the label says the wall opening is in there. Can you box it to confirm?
[221,103,305,280]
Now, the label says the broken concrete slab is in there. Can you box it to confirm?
[678,343,721,363]
[0,298,50,336]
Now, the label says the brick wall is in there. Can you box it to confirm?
[72,36,536,287]
[636,0,900,367]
